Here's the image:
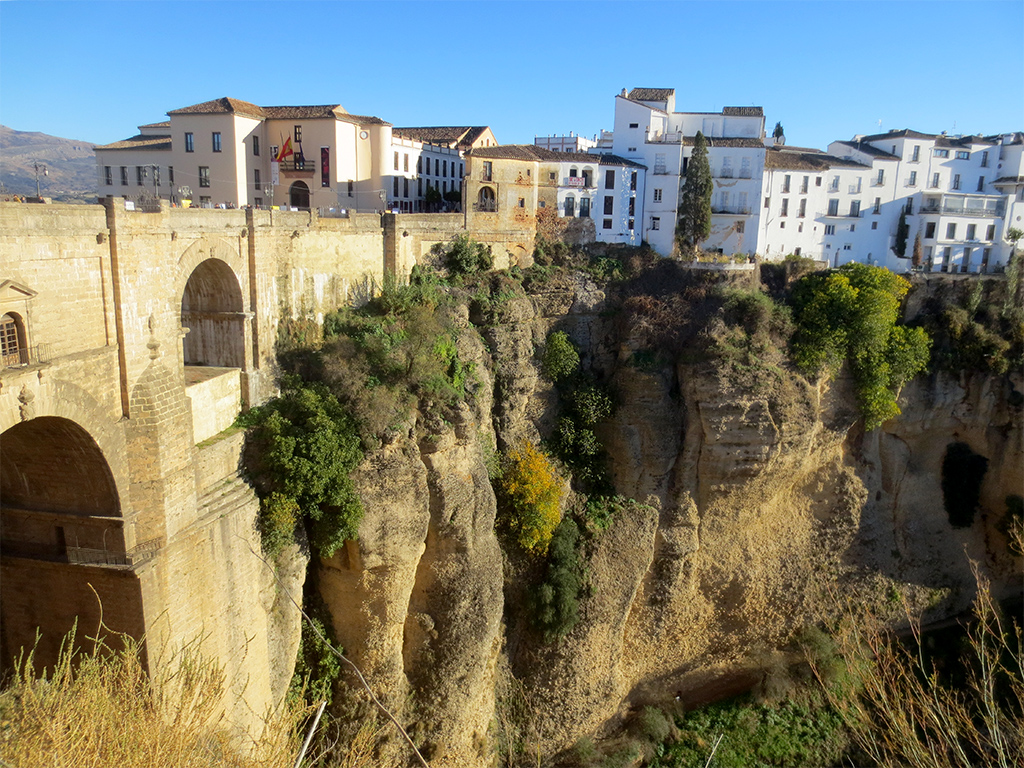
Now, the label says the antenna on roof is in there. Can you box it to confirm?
[877,119,883,130]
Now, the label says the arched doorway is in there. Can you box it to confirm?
[289,181,310,209]
[0,417,144,674]
[181,258,245,368]
[477,186,496,212]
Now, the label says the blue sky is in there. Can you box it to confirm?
[1,0,1021,151]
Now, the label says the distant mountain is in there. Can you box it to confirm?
[0,125,98,203]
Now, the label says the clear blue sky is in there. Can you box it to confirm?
[1,0,1021,151]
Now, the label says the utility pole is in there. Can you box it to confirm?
[33,162,48,198]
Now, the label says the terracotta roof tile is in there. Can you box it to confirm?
[167,97,264,120]
[394,126,491,148]
[722,106,764,117]
[139,121,170,129]
[834,140,901,160]
[627,88,675,102]
[992,176,1024,185]
[95,134,172,151]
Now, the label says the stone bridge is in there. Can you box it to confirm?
[0,200,402,733]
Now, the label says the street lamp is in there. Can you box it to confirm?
[33,162,48,198]
[177,185,192,207]
[264,184,274,209]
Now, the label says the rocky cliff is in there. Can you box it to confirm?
[308,268,1022,765]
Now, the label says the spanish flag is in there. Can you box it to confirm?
[276,137,293,162]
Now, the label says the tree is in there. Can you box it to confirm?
[911,232,923,269]
[424,184,442,211]
[894,206,910,258]
[677,131,712,258]
[773,121,785,140]
[1006,226,1023,262]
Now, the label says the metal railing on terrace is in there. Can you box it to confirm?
[2,342,53,369]
[473,201,498,212]
[919,202,1004,217]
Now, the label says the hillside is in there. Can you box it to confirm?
[0,125,97,202]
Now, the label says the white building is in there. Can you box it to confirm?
[389,127,497,212]
[603,88,767,256]
[534,133,599,154]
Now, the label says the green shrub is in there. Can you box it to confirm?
[790,263,931,430]
[632,706,675,744]
[437,234,493,276]
[530,517,584,641]
[289,588,343,708]
[542,330,580,383]
[239,382,364,558]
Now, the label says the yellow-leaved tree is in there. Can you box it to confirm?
[499,441,566,555]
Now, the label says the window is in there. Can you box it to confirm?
[393,177,399,197]
[255,198,262,207]
[443,160,447,177]
[815,177,822,186]
[828,199,839,216]
[651,216,660,230]
[740,157,751,178]
[782,174,791,193]
[931,173,940,188]
[549,171,556,181]
[104,166,112,186]
[628,147,637,152]
[629,122,639,129]
[850,200,860,217]
[137,166,144,186]
[294,125,302,142]
[977,176,985,192]
[909,171,918,186]
[416,157,422,173]
[825,224,836,235]
[605,170,615,189]
[604,196,614,215]
[254,169,261,190]
[404,178,409,198]
[844,243,852,250]
[722,157,734,178]
[404,154,409,172]
[628,197,635,216]
[986,225,995,240]
[603,219,612,229]
[212,132,221,152]
[764,196,770,209]
[829,176,839,192]
[952,174,961,190]
[875,169,884,185]
[168,166,174,184]
[800,176,809,194]
[967,224,977,240]
[630,171,637,191]
[798,199,806,218]
[981,151,989,168]
[653,188,662,202]
[394,152,399,170]
[955,150,969,160]
[417,178,422,195]
[1,313,24,366]
[871,222,878,229]
[517,197,524,208]
[199,167,210,187]
[720,191,730,210]
[482,161,492,181]
[185,132,194,152]
[120,166,128,185]
[780,198,789,217]
[435,159,439,175]
[925,222,936,239]
[850,224,856,232]
[736,221,745,234]
[253,136,260,156]
[564,196,575,216]
[905,198,913,215]
[738,191,748,211]
[873,197,881,214]
[349,180,354,197]
[911,145,920,162]
[628,218,634,231]
[934,148,949,158]
[779,221,785,229]
[946,223,957,239]
[580,197,590,217]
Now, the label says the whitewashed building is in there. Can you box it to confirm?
[602,88,767,256]
[534,133,599,154]
[389,127,497,212]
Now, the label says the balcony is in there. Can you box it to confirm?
[647,131,684,144]
[919,203,1004,218]
[473,201,498,213]
[712,206,751,215]
[719,169,735,179]
[2,342,52,369]
[278,158,314,173]
[653,164,670,175]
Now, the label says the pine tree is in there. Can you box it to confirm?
[894,206,909,258]
[677,131,712,258]
[773,121,785,139]
[911,232,923,269]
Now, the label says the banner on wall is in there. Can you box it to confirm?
[321,147,330,188]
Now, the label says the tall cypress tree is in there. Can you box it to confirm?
[894,206,909,258]
[677,131,712,257]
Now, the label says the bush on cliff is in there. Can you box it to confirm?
[790,263,930,429]
[239,380,363,558]
[498,441,566,555]
[529,516,586,641]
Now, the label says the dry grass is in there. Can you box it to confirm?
[0,623,307,768]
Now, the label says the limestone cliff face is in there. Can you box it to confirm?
[312,274,1023,764]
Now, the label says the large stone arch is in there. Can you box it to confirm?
[0,414,144,676]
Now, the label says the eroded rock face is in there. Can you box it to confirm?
[311,274,1023,764]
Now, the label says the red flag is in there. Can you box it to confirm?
[276,137,293,162]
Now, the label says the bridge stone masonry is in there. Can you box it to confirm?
[0,198,532,737]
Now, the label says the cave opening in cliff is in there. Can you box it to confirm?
[941,441,989,528]
[0,417,144,678]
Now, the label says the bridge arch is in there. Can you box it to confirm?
[1,415,144,675]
